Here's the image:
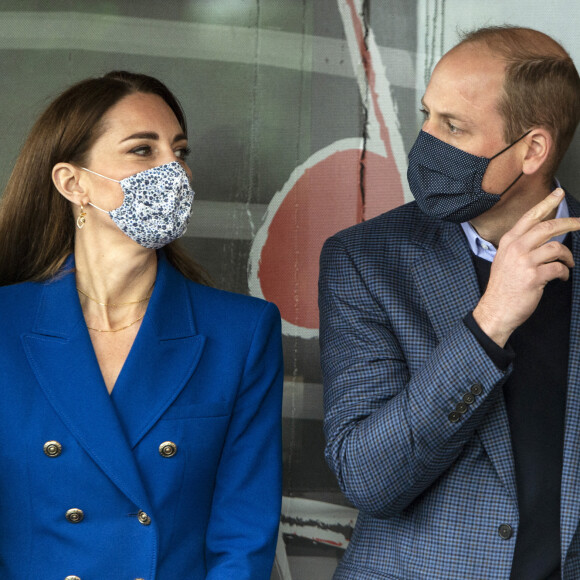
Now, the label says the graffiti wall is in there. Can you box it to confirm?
[1,1,579,578]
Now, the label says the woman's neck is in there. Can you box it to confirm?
[74,244,157,302]
[73,235,158,332]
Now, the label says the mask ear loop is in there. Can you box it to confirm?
[497,171,525,196]
[488,130,532,196]
[81,167,121,183]
[489,129,532,161]
[80,167,121,214]
[88,202,110,214]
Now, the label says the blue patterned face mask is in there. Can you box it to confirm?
[407,130,530,223]
[81,161,195,249]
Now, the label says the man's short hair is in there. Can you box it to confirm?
[459,26,580,179]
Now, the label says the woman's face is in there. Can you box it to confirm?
[81,91,191,212]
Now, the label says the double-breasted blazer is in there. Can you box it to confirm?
[0,252,283,579]
[319,194,580,579]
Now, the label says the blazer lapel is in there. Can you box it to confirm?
[22,260,152,514]
[560,196,580,560]
[412,220,517,505]
[110,254,206,449]
[412,221,481,341]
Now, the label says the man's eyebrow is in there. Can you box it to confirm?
[420,98,470,123]
[120,132,188,143]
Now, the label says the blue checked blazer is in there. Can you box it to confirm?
[319,194,580,579]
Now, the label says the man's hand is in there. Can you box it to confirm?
[473,189,580,347]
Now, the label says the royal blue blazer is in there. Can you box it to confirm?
[0,253,283,579]
[319,195,580,579]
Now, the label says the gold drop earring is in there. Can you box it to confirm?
[76,204,87,229]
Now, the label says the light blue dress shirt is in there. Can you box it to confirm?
[461,186,569,262]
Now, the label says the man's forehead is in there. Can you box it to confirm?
[438,42,505,80]
[425,44,506,112]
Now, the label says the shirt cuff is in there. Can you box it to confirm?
[463,312,514,371]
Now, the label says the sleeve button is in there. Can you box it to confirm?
[456,402,468,414]
[471,383,483,396]
[463,393,475,405]
[448,411,461,423]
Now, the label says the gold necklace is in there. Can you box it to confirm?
[86,313,146,333]
[76,285,154,306]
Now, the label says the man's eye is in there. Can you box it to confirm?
[447,122,460,134]
[419,107,429,119]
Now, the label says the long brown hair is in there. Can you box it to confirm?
[0,70,211,286]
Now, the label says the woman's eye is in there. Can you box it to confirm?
[130,145,152,156]
[419,107,429,119]
[175,146,191,160]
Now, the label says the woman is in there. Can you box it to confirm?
[0,71,283,579]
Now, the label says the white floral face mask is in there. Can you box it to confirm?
[82,161,195,249]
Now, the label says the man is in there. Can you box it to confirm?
[319,26,580,579]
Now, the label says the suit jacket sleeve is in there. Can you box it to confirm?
[319,235,511,519]
[204,301,283,580]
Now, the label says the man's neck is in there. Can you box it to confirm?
[468,178,555,246]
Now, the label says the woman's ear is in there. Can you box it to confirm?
[52,163,89,206]
[522,128,553,176]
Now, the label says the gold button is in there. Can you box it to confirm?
[159,441,177,458]
[44,441,62,457]
[65,508,84,524]
[137,510,151,526]
[65,576,81,580]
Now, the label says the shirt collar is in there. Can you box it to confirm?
[461,181,568,262]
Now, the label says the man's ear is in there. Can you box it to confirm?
[522,128,553,176]
[52,163,89,206]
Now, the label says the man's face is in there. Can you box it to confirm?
[420,43,522,195]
